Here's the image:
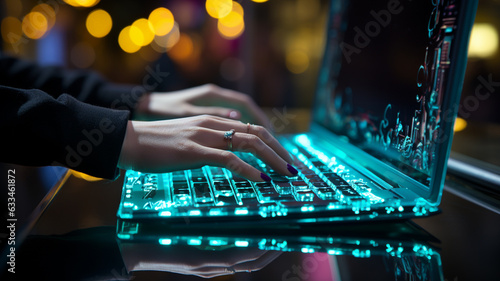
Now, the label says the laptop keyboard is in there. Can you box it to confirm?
[124,141,381,214]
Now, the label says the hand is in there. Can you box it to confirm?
[118,115,296,182]
[136,84,272,130]
[121,242,282,279]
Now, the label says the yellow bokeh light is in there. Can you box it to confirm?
[252,0,269,3]
[149,7,175,36]
[86,9,112,38]
[153,22,180,50]
[118,26,141,53]
[32,4,56,31]
[64,0,100,8]
[132,18,155,46]
[167,33,193,61]
[453,117,467,132]
[206,0,233,19]
[231,1,244,17]
[76,0,100,7]
[219,11,242,28]
[1,17,23,44]
[217,14,245,39]
[22,12,48,40]
[468,23,498,58]
[129,25,145,47]
[286,50,310,74]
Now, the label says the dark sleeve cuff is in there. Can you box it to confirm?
[1,86,130,180]
[57,95,130,180]
[90,83,147,118]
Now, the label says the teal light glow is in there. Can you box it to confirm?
[117,234,131,240]
[235,240,249,247]
[159,211,172,217]
[301,205,315,212]
[209,239,228,246]
[159,238,172,245]
[235,208,249,215]
[301,247,315,253]
[295,134,311,147]
[209,209,223,216]
[328,249,344,255]
[188,239,202,246]
[189,210,202,216]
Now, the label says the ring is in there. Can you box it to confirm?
[224,129,236,150]
[246,123,251,134]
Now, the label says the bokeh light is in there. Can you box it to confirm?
[468,23,499,58]
[153,22,180,51]
[32,4,56,31]
[64,0,100,8]
[131,18,155,46]
[251,0,269,3]
[167,33,193,61]
[1,17,23,44]
[231,1,244,17]
[454,117,467,132]
[118,26,141,53]
[86,9,112,38]
[206,0,233,19]
[22,12,48,40]
[286,50,310,74]
[217,14,245,39]
[149,7,175,36]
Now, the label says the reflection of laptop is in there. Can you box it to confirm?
[118,222,442,280]
[117,0,478,231]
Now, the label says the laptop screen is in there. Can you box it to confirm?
[313,0,464,187]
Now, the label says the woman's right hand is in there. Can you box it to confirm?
[118,115,297,182]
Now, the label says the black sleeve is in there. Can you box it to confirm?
[0,53,145,113]
[0,85,130,179]
[0,54,143,179]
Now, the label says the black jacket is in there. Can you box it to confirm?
[0,53,143,179]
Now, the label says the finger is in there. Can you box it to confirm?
[232,251,282,272]
[204,148,271,182]
[204,87,273,130]
[229,133,296,177]
[196,116,293,164]
[186,105,241,120]
[196,129,296,177]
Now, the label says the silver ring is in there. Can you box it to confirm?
[224,129,235,150]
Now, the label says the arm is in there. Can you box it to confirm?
[0,85,129,179]
[0,53,142,112]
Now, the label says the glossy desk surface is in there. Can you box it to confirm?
[7,167,499,281]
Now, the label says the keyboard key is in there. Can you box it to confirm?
[215,194,236,206]
[294,190,315,202]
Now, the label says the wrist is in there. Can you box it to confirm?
[135,92,153,115]
[118,120,138,170]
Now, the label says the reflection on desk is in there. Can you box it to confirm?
[13,221,442,281]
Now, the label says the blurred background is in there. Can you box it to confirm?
[1,0,499,122]
[1,0,500,171]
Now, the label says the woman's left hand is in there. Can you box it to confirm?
[136,84,272,130]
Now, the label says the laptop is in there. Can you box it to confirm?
[116,0,478,233]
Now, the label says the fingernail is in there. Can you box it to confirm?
[260,173,272,182]
[287,164,298,175]
[228,111,239,119]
